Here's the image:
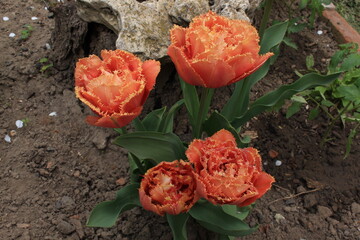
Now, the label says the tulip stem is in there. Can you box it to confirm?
[130,153,146,174]
[259,0,275,40]
[194,88,214,139]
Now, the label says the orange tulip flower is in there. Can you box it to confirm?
[186,129,275,207]
[139,160,199,216]
[168,11,273,88]
[75,49,160,128]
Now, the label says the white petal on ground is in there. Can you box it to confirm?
[4,134,11,143]
[317,30,323,35]
[31,16,38,20]
[3,16,9,21]
[275,160,282,166]
[49,112,57,117]
[15,120,24,128]
[9,33,16,38]
[45,43,51,50]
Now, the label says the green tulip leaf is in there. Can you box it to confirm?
[142,107,167,131]
[166,213,189,240]
[114,132,186,163]
[189,201,256,237]
[159,99,185,133]
[232,72,341,128]
[221,205,253,221]
[260,21,289,54]
[87,183,140,227]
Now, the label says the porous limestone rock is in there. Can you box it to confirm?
[76,0,262,60]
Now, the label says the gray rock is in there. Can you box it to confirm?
[57,220,75,235]
[91,129,110,150]
[351,202,360,215]
[317,205,333,218]
[75,0,263,60]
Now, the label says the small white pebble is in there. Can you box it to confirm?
[45,43,51,50]
[317,30,323,35]
[4,134,11,143]
[44,7,48,11]
[31,16,38,20]
[263,161,268,166]
[294,22,298,26]
[274,213,285,223]
[275,160,282,166]
[3,16,9,21]
[15,120,24,128]
[9,32,16,38]
[49,112,57,117]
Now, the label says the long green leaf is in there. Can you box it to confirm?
[221,21,288,122]
[159,99,185,133]
[232,72,341,128]
[166,213,189,240]
[260,21,289,54]
[87,184,140,227]
[221,62,270,122]
[114,132,186,163]
[221,205,252,221]
[189,201,256,237]
[142,107,167,131]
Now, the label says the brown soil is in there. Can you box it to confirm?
[1,1,359,240]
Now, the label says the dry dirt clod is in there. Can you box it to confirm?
[351,202,360,215]
[57,220,75,235]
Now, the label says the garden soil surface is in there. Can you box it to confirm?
[1,1,359,240]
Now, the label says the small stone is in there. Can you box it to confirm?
[57,220,75,235]
[268,149,279,158]
[296,185,306,194]
[4,134,11,143]
[9,33,16,38]
[275,160,282,166]
[73,170,81,177]
[16,120,24,128]
[69,218,84,239]
[317,30,323,35]
[91,130,110,150]
[303,193,318,209]
[17,223,30,228]
[317,205,333,218]
[3,16,9,21]
[49,112,57,117]
[31,16,38,20]
[45,43,51,50]
[274,213,285,223]
[38,168,50,176]
[351,202,360,215]
[116,177,126,186]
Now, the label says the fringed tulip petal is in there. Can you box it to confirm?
[167,45,206,86]
[238,172,275,207]
[191,59,235,88]
[186,129,274,207]
[74,50,160,128]
[168,11,273,88]
[139,160,199,216]
[142,60,160,93]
